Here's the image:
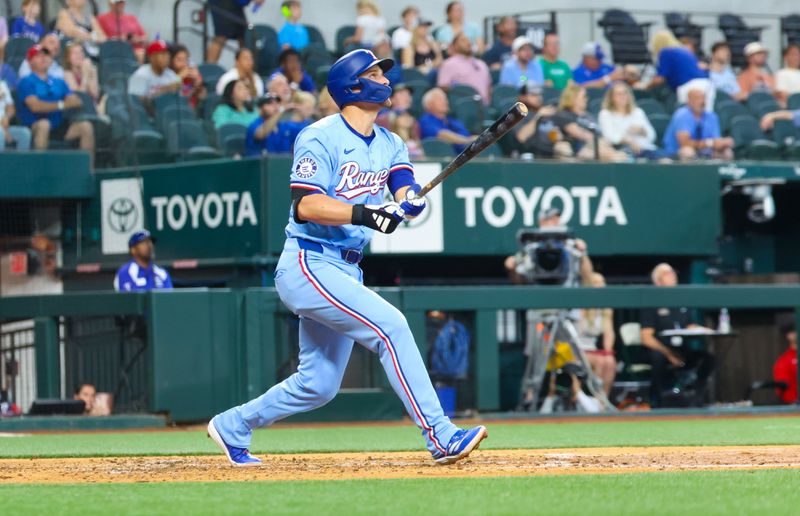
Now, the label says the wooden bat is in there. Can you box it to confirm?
[417,102,529,197]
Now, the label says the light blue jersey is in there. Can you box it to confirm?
[285,114,413,250]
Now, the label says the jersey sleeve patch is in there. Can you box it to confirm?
[294,157,318,179]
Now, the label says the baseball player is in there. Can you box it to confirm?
[113,230,172,292]
[208,49,487,466]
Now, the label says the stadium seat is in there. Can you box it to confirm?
[157,104,197,132]
[588,97,603,116]
[217,124,248,157]
[100,58,138,87]
[542,86,561,105]
[787,93,800,111]
[747,91,776,116]
[304,24,327,50]
[615,322,652,386]
[302,46,332,79]
[452,96,484,134]
[756,99,781,118]
[201,94,222,121]
[401,67,428,84]
[99,40,137,63]
[718,14,766,68]
[781,14,800,47]
[121,130,167,166]
[597,9,653,65]
[335,25,356,56]
[716,100,750,133]
[633,89,654,101]
[314,64,331,91]
[153,94,191,114]
[244,24,280,75]
[166,119,222,160]
[5,37,34,73]
[586,88,606,102]
[637,98,667,117]
[491,85,518,116]
[770,119,798,148]
[730,115,781,160]
[490,68,500,85]
[198,63,226,91]
[447,84,480,106]
[405,79,430,117]
[647,113,671,144]
[421,138,454,157]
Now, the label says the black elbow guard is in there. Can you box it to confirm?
[291,189,314,224]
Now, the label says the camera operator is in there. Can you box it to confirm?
[503,207,594,285]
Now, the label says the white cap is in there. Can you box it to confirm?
[512,36,534,53]
[744,41,767,57]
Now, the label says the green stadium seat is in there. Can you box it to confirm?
[746,91,774,116]
[716,100,750,133]
[788,93,800,111]
[335,25,356,56]
[770,119,799,149]
[301,46,332,78]
[713,89,734,110]
[153,93,191,114]
[244,24,280,75]
[5,37,33,72]
[405,79,431,117]
[586,88,606,102]
[126,130,167,166]
[314,64,332,91]
[756,99,782,117]
[637,98,667,117]
[421,138,454,157]
[542,86,561,105]
[588,97,603,115]
[633,89,654,101]
[401,67,428,84]
[447,84,480,107]
[157,104,197,132]
[304,24,327,50]
[647,113,671,144]
[452,96,484,134]
[198,63,226,91]
[730,115,781,160]
[202,94,222,121]
[99,40,137,62]
[217,124,248,157]
[166,119,222,160]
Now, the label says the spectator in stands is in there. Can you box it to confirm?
[247,91,314,155]
[216,48,264,100]
[760,108,800,131]
[267,73,293,103]
[663,88,733,161]
[512,82,557,155]
[434,2,484,55]
[0,17,7,53]
[538,32,572,90]
[648,30,713,111]
[577,272,616,397]
[773,318,797,404]
[206,0,265,63]
[437,32,492,105]
[372,35,401,85]
[0,78,31,150]
[419,87,476,153]
[598,81,659,159]
[391,6,419,51]
[551,82,626,161]
[738,42,776,97]
[212,79,259,129]
[572,42,621,88]
[170,44,205,109]
[499,36,544,88]
[11,0,44,42]
[56,0,107,58]
[278,0,309,51]
[376,83,422,157]
[245,93,283,156]
[775,44,800,106]
[97,0,148,63]
[0,53,18,90]
[316,86,339,117]
[401,21,441,76]
[274,48,315,93]
[114,230,173,291]
[73,383,96,415]
[17,44,94,154]
[640,263,715,408]
[128,40,181,104]
[708,41,745,101]
[19,32,63,79]
[482,16,517,70]
[621,64,644,89]
[344,1,387,49]
[62,42,99,103]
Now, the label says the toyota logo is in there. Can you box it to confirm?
[108,197,139,233]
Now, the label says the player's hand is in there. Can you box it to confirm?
[400,184,427,220]
[351,202,404,234]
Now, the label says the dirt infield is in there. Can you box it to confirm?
[2,445,800,484]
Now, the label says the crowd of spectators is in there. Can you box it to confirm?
[0,0,798,165]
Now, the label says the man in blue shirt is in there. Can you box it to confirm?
[113,230,173,292]
[16,44,93,154]
[418,87,476,153]
[499,36,544,87]
[273,48,315,93]
[663,88,733,160]
[246,92,313,156]
[277,0,309,51]
[482,16,517,70]
[572,42,621,88]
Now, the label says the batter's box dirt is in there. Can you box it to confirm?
[3,446,800,484]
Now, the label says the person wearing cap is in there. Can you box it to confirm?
[419,87,477,153]
[400,19,441,75]
[572,42,621,88]
[274,48,315,93]
[737,41,776,97]
[647,31,713,111]
[437,32,492,104]
[113,230,173,292]
[773,316,797,404]
[391,6,419,51]
[97,0,148,63]
[538,32,572,90]
[128,40,181,104]
[775,44,800,106]
[499,36,544,87]
[245,90,313,156]
[245,93,283,157]
[482,16,517,70]
[512,82,557,155]
[18,32,64,80]
[16,43,93,153]
[278,1,309,52]
[215,48,264,99]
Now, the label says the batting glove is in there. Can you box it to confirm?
[400,184,427,219]
[352,202,404,234]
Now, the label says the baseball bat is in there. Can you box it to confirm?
[417,102,528,197]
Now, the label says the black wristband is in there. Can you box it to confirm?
[351,204,400,234]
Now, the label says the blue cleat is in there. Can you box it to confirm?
[433,425,488,465]
[207,417,262,467]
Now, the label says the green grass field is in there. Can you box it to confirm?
[2,416,800,515]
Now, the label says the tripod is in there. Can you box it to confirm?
[518,309,614,412]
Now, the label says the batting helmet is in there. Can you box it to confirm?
[327,49,394,108]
